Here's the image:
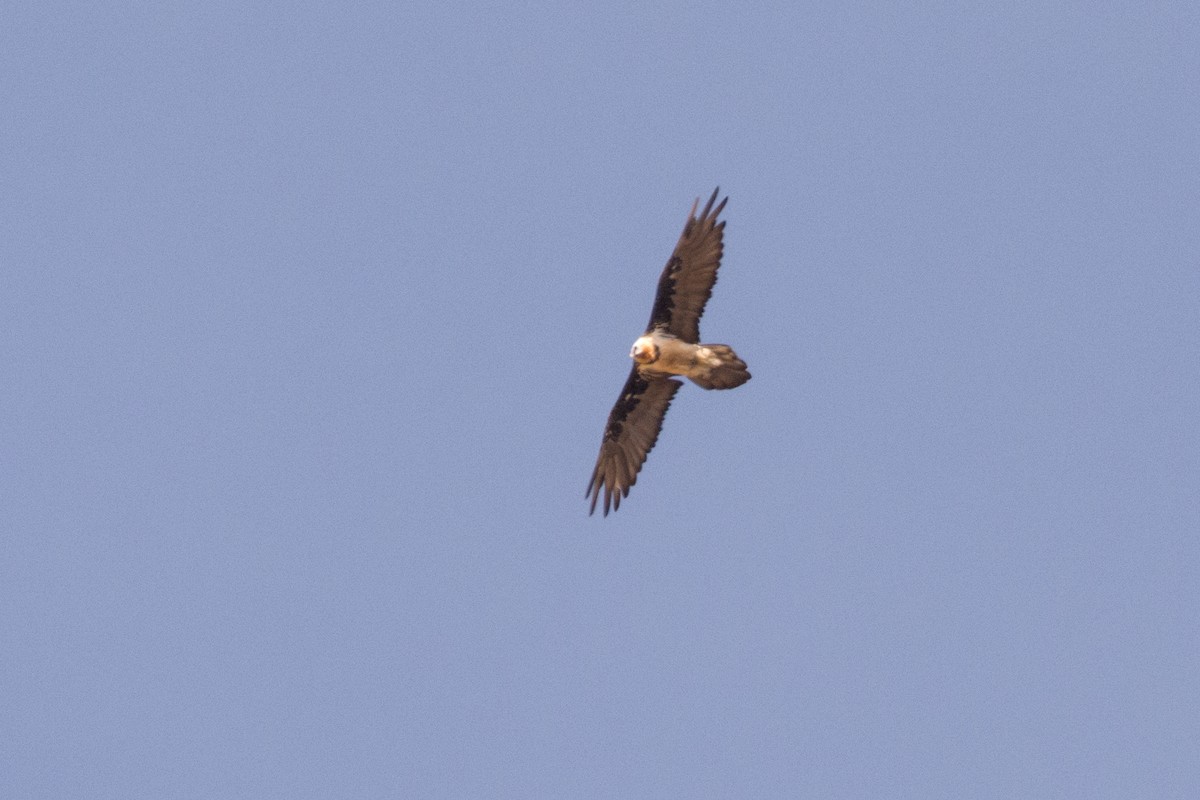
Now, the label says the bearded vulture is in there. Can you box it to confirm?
[586,188,750,516]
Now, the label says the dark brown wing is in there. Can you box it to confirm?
[646,188,728,343]
[586,368,683,516]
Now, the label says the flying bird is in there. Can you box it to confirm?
[586,188,750,516]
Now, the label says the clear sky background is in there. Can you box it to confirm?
[4,3,1198,797]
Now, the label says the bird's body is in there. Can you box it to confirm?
[631,331,750,390]
[586,189,749,516]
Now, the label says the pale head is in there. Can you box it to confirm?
[630,335,660,365]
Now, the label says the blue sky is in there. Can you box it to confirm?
[4,2,1198,797]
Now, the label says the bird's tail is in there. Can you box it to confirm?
[689,344,751,390]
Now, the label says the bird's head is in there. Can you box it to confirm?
[630,336,660,365]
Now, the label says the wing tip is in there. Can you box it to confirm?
[586,468,619,517]
[698,187,724,220]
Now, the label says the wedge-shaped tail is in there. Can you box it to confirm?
[688,344,750,390]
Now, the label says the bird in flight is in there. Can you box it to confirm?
[586,188,750,516]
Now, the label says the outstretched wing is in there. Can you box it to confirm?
[586,368,683,516]
[645,188,728,343]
